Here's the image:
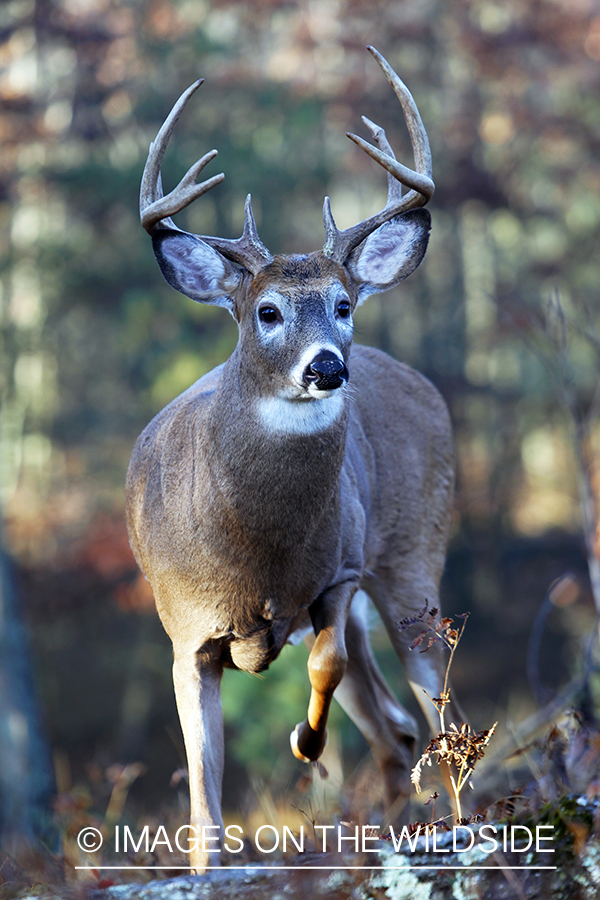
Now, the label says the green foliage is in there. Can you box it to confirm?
[221,644,311,776]
[513,796,595,865]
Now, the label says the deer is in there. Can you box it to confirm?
[125,46,461,873]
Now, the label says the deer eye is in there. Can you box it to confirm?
[336,300,351,319]
[258,305,281,324]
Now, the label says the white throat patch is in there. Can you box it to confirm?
[257,392,346,435]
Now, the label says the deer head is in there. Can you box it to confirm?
[138,47,433,420]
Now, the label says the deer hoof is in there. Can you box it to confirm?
[290,720,327,762]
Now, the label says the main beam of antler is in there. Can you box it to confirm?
[139,81,274,272]
[140,79,225,235]
[322,46,434,264]
[366,45,432,183]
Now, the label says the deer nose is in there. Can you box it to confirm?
[303,350,349,391]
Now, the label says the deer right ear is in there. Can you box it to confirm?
[152,230,242,310]
[346,209,431,303]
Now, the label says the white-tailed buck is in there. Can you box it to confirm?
[126,46,460,872]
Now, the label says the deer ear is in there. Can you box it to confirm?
[347,209,431,303]
[152,230,242,310]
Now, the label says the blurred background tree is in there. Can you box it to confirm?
[0,0,599,836]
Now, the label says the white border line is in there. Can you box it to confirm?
[75,865,557,871]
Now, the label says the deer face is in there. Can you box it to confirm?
[152,214,429,431]
[146,45,434,432]
[239,254,353,402]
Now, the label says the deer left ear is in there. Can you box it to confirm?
[346,208,431,302]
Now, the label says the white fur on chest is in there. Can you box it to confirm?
[257,392,345,435]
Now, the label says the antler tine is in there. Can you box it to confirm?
[323,46,434,264]
[141,152,225,235]
[201,194,273,274]
[361,115,402,207]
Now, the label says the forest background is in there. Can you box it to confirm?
[1,0,599,866]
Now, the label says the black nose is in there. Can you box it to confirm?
[303,350,349,391]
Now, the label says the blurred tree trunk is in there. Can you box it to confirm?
[0,527,54,850]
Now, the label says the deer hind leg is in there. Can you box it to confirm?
[368,566,467,817]
[372,577,466,734]
[332,590,419,824]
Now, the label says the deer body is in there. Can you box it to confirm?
[127,339,452,648]
[126,49,460,872]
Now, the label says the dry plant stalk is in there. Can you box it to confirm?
[399,602,496,821]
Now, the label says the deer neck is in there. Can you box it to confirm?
[204,350,348,546]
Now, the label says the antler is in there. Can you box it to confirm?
[140,79,273,275]
[322,46,434,264]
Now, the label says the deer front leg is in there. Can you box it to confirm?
[172,643,224,874]
[291,580,357,763]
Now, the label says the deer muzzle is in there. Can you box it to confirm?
[303,350,349,391]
